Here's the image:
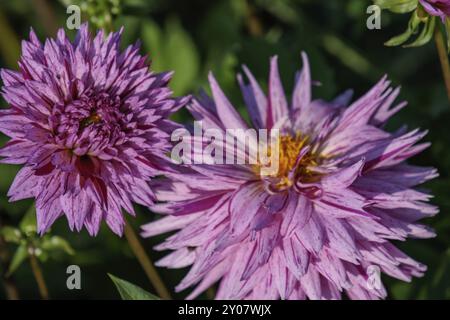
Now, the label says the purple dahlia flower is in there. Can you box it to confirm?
[419,0,450,20]
[0,24,187,236]
[142,53,438,300]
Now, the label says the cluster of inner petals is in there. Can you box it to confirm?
[50,92,125,155]
[255,132,323,192]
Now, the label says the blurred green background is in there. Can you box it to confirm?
[0,0,449,300]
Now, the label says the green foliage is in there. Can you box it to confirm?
[375,0,418,14]
[384,7,436,47]
[109,274,160,300]
[141,17,200,95]
[7,243,27,276]
[60,0,122,29]
[0,205,74,276]
[0,226,21,244]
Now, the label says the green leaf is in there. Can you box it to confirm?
[385,10,421,46]
[164,17,200,95]
[19,205,37,235]
[404,16,436,47]
[0,226,22,244]
[375,0,418,14]
[41,236,75,256]
[141,20,165,71]
[108,274,160,300]
[7,243,28,276]
[141,17,200,95]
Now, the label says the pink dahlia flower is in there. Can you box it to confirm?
[0,24,187,236]
[142,53,438,300]
[419,0,450,20]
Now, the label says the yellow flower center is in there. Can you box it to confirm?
[254,132,321,190]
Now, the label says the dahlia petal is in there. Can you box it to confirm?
[239,65,267,128]
[330,89,353,109]
[229,182,267,235]
[317,189,374,220]
[346,264,386,300]
[270,246,294,299]
[300,267,322,300]
[60,190,91,232]
[282,235,309,279]
[163,192,225,216]
[316,250,350,290]
[371,86,406,126]
[322,217,360,262]
[104,193,125,236]
[363,129,428,171]
[186,99,223,131]
[36,198,63,235]
[141,214,199,238]
[0,139,35,164]
[0,110,29,138]
[7,166,40,201]
[156,248,196,269]
[334,76,390,132]
[215,244,256,299]
[322,125,391,156]
[354,177,432,204]
[419,0,450,21]
[176,241,226,292]
[243,267,279,299]
[128,178,155,207]
[263,192,289,214]
[295,214,324,255]
[186,259,228,300]
[388,206,438,222]
[292,52,311,113]
[267,56,288,127]
[321,158,364,190]
[320,280,341,300]
[208,72,248,130]
[1,69,22,86]
[84,205,103,236]
[363,164,438,188]
[282,195,312,237]
[242,220,281,281]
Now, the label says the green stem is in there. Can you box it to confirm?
[124,220,172,299]
[29,253,49,300]
[434,26,450,103]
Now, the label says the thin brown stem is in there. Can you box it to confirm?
[434,26,450,103]
[29,253,49,300]
[124,220,171,299]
